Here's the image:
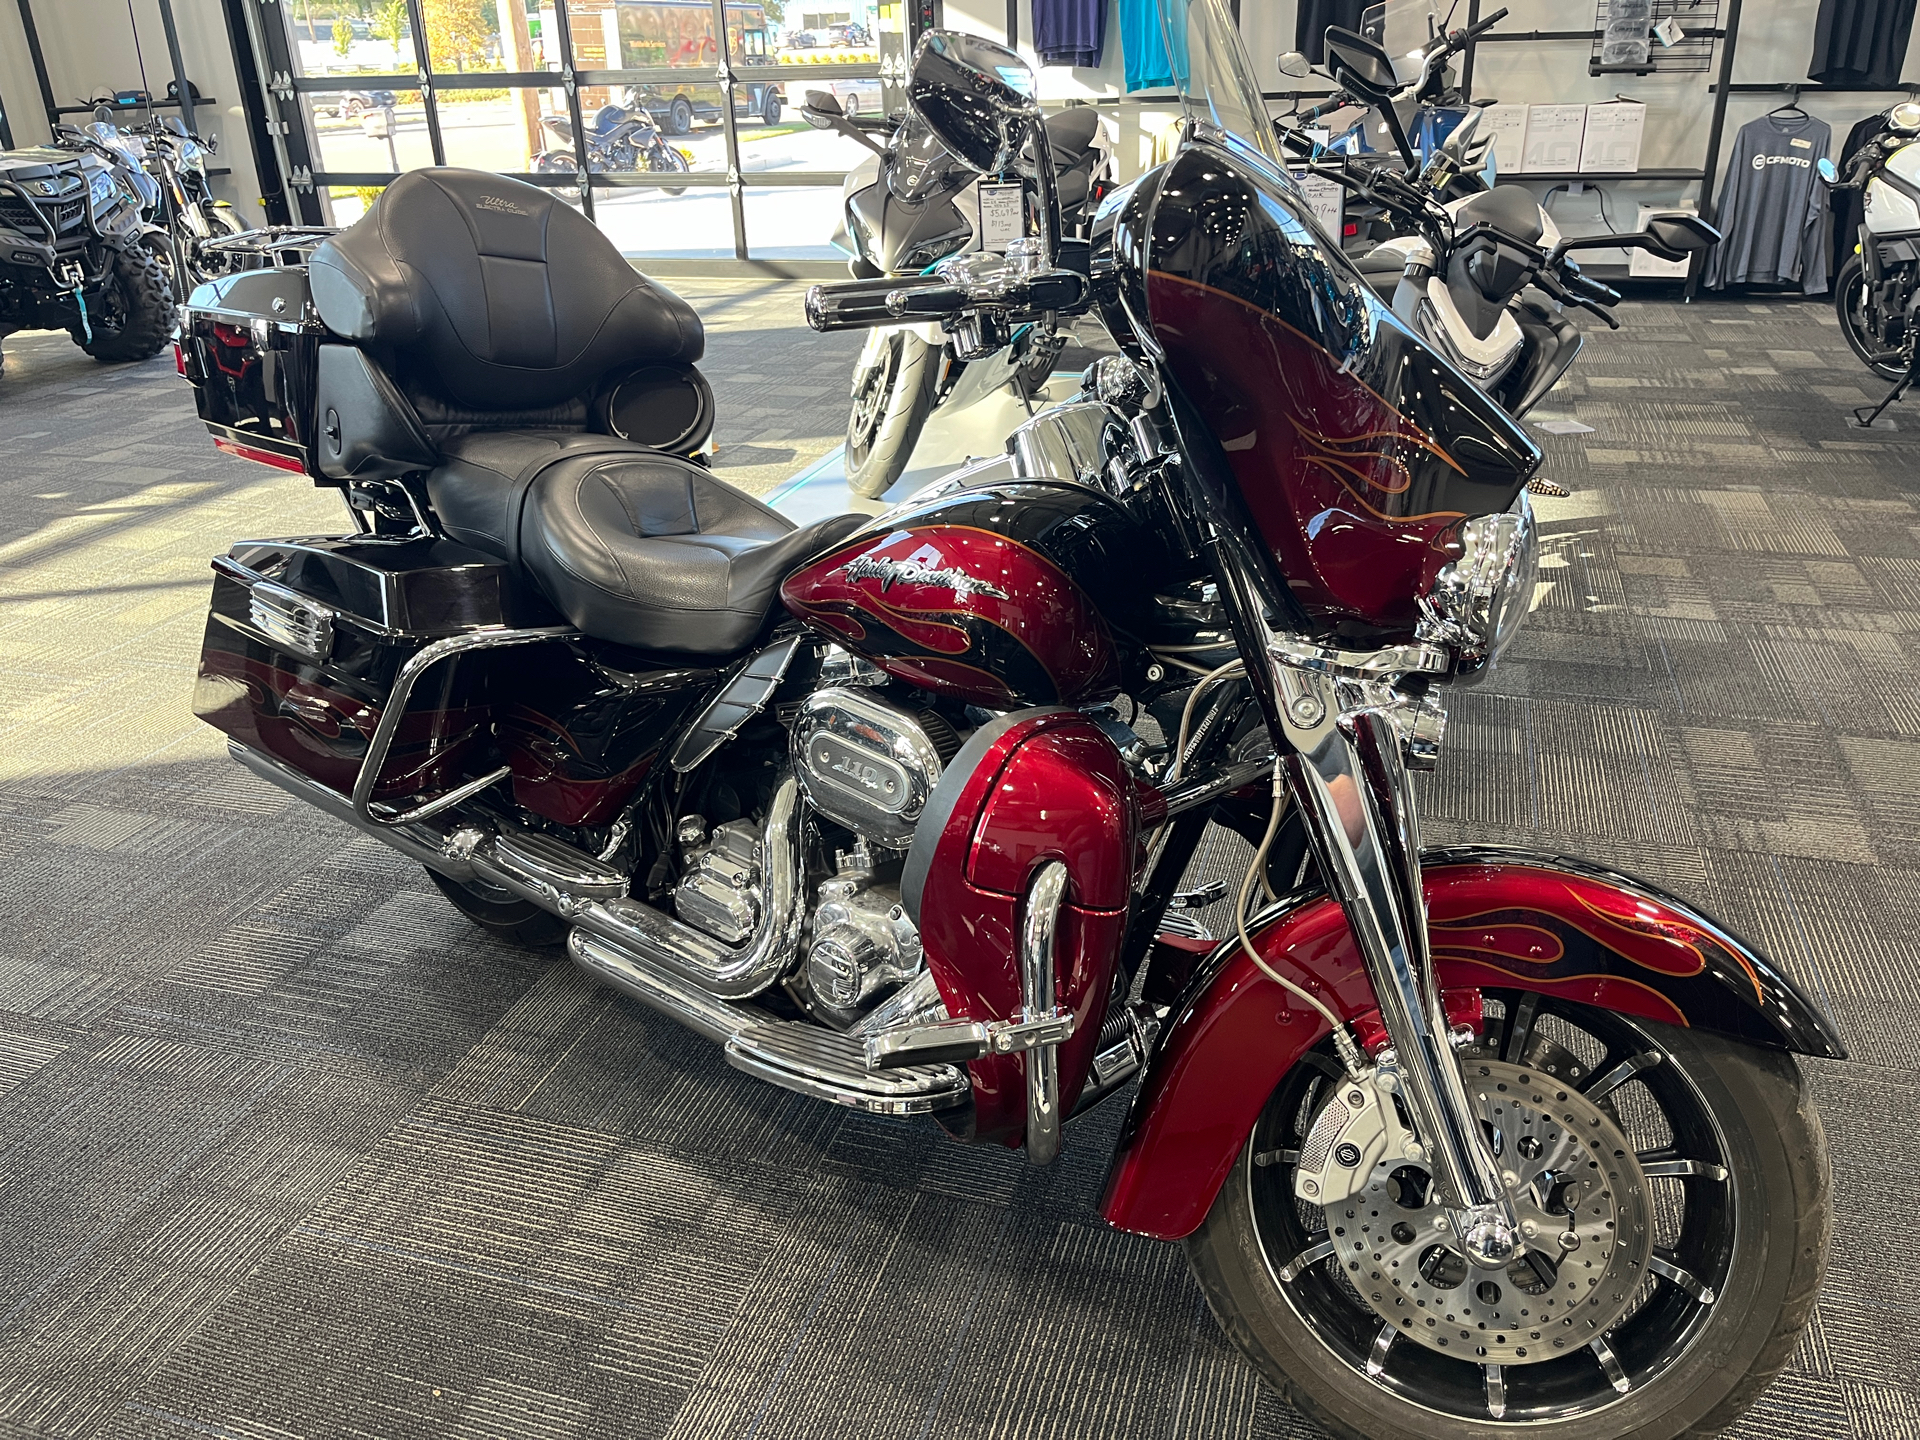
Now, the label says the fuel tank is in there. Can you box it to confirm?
[779,479,1158,709]
[1111,135,1543,638]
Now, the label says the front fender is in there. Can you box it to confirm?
[1097,845,1844,1242]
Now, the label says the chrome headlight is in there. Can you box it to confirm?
[1891,101,1920,134]
[1420,491,1538,683]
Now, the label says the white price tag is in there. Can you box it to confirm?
[977,182,1026,252]
[1293,171,1345,239]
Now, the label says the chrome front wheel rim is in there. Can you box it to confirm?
[1247,994,1736,1425]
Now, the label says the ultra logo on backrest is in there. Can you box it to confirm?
[476,194,531,215]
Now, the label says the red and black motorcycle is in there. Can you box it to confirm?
[177,2,1836,1433]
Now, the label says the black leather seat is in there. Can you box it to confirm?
[430,430,863,652]
[1453,184,1546,245]
[307,168,859,655]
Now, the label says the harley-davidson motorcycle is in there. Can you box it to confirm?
[178,1,1836,1433]
[1834,99,1920,424]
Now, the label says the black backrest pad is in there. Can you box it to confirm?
[308,169,705,412]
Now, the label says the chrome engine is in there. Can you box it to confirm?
[790,686,959,848]
[673,816,762,944]
[802,842,924,1026]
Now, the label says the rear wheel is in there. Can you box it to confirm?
[845,328,937,499]
[75,243,175,362]
[425,865,567,948]
[1835,254,1910,383]
[1185,996,1830,1439]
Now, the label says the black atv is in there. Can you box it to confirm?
[0,143,175,378]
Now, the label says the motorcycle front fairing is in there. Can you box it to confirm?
[1114,131,1540,639]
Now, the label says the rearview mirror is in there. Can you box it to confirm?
[1322,26,1399,101]
[1644,213,1719,255]
[907,29,1039,174]
[800,89,843,130]
[93,104,116,124]
[1277,51,1312,78]
[1816,156,1838,184]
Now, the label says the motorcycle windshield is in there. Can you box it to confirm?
[1359,0,1459,84]
[1152,0,1284,166]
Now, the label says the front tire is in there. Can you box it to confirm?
[652,144,690,197]
[75,243,175,362]
[425,865,567,948]
[761,94,782,124]
[1186,998,1830,1439]
[667,97,694,136]
[844,328,938,499]
[1835,254,1910,383]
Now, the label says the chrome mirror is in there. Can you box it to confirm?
[1278,51,1313,78]
[907,30,1039,174]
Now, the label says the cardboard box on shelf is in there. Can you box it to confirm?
[1481,104,1530,177]
[1522,105,1588,173]
[1579,101,1647,173]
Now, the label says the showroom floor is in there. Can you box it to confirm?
[0,283,1916,1439]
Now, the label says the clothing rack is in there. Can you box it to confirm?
[1454,0,1916,297]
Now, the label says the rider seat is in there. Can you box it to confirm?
[307,168,860,655]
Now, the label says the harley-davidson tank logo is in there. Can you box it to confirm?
[838,553,1010,601]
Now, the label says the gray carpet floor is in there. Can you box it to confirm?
[0,284,1913,1439]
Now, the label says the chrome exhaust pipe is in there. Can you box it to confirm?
[568,931,768,1043]
[228,739,479,882]
[464,776,807,1002]
[230,741,809,1003]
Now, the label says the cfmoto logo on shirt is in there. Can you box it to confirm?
[1753,153,1812,170]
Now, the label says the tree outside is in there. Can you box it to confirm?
[423,0,497,72]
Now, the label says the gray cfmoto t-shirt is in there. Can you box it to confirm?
[1705,111,1834,293]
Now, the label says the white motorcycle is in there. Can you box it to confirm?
[1314,18,1717,417]
[1834,100,1920,421]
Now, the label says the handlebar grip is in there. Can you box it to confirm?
[887,283,969,317]
[1465,7,1509,38]
[805,274,954,332]
[1567,270,1622,306]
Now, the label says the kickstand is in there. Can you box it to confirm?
[1854,359,1918,429]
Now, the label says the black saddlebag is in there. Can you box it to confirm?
[193,536,543,800]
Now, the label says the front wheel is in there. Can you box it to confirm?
[844,328,938,499]
[75,243,175,362]
[651,143,690,197]
[1186,995,1830,1439]
[667,97,694,136]
[1835,254,1910,383]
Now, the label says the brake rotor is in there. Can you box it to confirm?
[1321,1058,1651,1365]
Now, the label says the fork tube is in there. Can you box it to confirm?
[1272,662,1519,1268]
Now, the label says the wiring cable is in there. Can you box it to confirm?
[1236,763,1366,1077]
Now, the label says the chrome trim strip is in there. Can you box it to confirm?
[1021,860,1070,1166]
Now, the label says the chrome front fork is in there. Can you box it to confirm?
[1273,660,1520,1269]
